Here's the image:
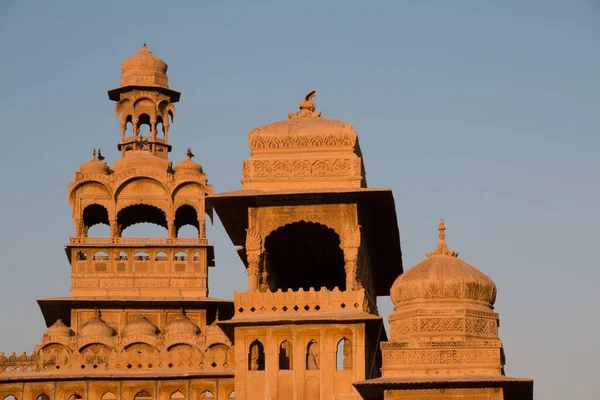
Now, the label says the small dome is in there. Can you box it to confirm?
[205,312,229,346]
[164,312,200,336]
[80,150,109,175]
[120,44,169,88]
[390,220,497,308]
[45,319,72,337]
[123,315,158,337]
[79,313,115,337]
[174,148,203,175]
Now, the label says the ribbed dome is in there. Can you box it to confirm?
[174,148,203,175]
[205,312,228,345]
[123,315,158,337]
[120,44,169,88]
[164,312,200,336]
[45,319,72,337]
[80,150,109,175]
[390,220,497,309]
[79,313,115,337]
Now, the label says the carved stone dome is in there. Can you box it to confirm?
[79,150,110,175]
[204,313,229,346]
[120,44,169,88]
[45,319,73,337]
[164,312,200,336]
[390,220,497,309]
[79,314,115,337]
[174,148,203,175]
[123,315,158,337]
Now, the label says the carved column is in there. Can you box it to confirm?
[110,219,121,238]
[120,119,126,141]
[168,221,176,239]
[245,225,263,292]
[343,225,361,291]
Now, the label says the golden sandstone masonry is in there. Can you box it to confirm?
[0,45,533,400]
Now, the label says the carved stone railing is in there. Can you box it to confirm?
[234,288,371,316]
[70,237,208,246]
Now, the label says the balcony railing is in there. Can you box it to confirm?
[69,237,208,246]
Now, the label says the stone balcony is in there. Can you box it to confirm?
[69,237,208,246]
[231,288,378,322]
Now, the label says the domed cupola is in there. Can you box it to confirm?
[390,219,497,309]
[164,310,200,336]
[174,148,203,176]
[123,315,158,337]
[45,319,73,338]
[120,44,169,88]
[79,149,110,175]
[204,311,230,347]
[79,310,115,337]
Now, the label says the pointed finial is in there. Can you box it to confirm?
[426,219,459,258]
[94,307,101,318]
[186,147,194,159]
[288,90,322,119]
[97,148,105,161]
[179,307,186,316]
[215,309,220,322]
[92,148,96,158]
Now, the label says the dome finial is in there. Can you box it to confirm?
[288,90,322,119]
[186,147,194,159]
[426,219,459,258]
[215,309,220,322]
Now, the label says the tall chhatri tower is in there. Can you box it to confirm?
[0,45,236,400]
[210,91,403,399]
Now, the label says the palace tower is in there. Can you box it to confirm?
[0,46,533,400]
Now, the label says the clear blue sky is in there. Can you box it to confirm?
[1,1,598,398]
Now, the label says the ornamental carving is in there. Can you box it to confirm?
[246,158,358,179]
[249,133,356,150]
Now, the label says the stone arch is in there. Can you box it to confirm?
[169,391,185,400]
[136,113,152,136]
[67,394,82,400]
[117,204,168,234]
[174,204,199,238]
[100,392,116,400]
[114,176,168,201]
[336,337,352,371]
[199,392,213,399]
[133,390,151,400]
[36,394,50,400]
[228,391,235,399]
[83,204,110,236]
[3,395,18,400]
[167,343,202,364]
[306,339,319,370]
[39,343,71,365]
[69,180,112,202]
[264,221,345,291]
[279,340,293,370]
[248,340,265,371]
[122,343,156,364]
[78,343,113,364]
[204,343,229,368]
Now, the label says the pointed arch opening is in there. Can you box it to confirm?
[279,340,293,370]
[336,337,352,371]
[68,394,83,400]
[133,391,151,400]
[306,340,320,370]
[100,392,116,400]
[169,391,185,400]
[174,205,199,238]
[264,221,345,291]
[36,395,50,400]
[199,392,213,399]
[248,340,265,371]
[228,391,235,399]
[137,113,152,137]
[3,396,18,400]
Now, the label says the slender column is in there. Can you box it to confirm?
[168,220,176,239]
[247,251,260,292]
[109,219,120,238]
[344,247,358,291]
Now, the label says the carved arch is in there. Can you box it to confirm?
[100,392,116,400]
[114,176,169,200]
[69,179,113,202]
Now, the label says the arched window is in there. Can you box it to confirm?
[137,113,151,136]
[199,392,213,399]
[248,340,265,371]
[279,340,293,370]
[306,340,320,370]
[170,391,185,400]
[264,222,345,291]
[336,337,352,371]
[117,251,128,261]
[174,205,199,238]
[173,251,187,261]
[83,204,110,237]
[100,392,116,400]
[36,395,50,400]
[117,204,168,237]
[4,395,18,400]
[76,251,87,260]
[155,251,167,261]
[93,251,109,261]
[133,390,151,400]
[228,391,235,399]
[133,251,150,261]
[68,394,83,400]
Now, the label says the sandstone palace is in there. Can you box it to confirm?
[0,45,534,400]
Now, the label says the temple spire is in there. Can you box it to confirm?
[426,219,459,258]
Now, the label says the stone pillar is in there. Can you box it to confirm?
[151,118,157,141]
[110,219,121,238]
[344,247,358,291]
[247,251,260,292]
[168,221,176,239]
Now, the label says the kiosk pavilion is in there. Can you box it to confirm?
[0,45,533,400]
